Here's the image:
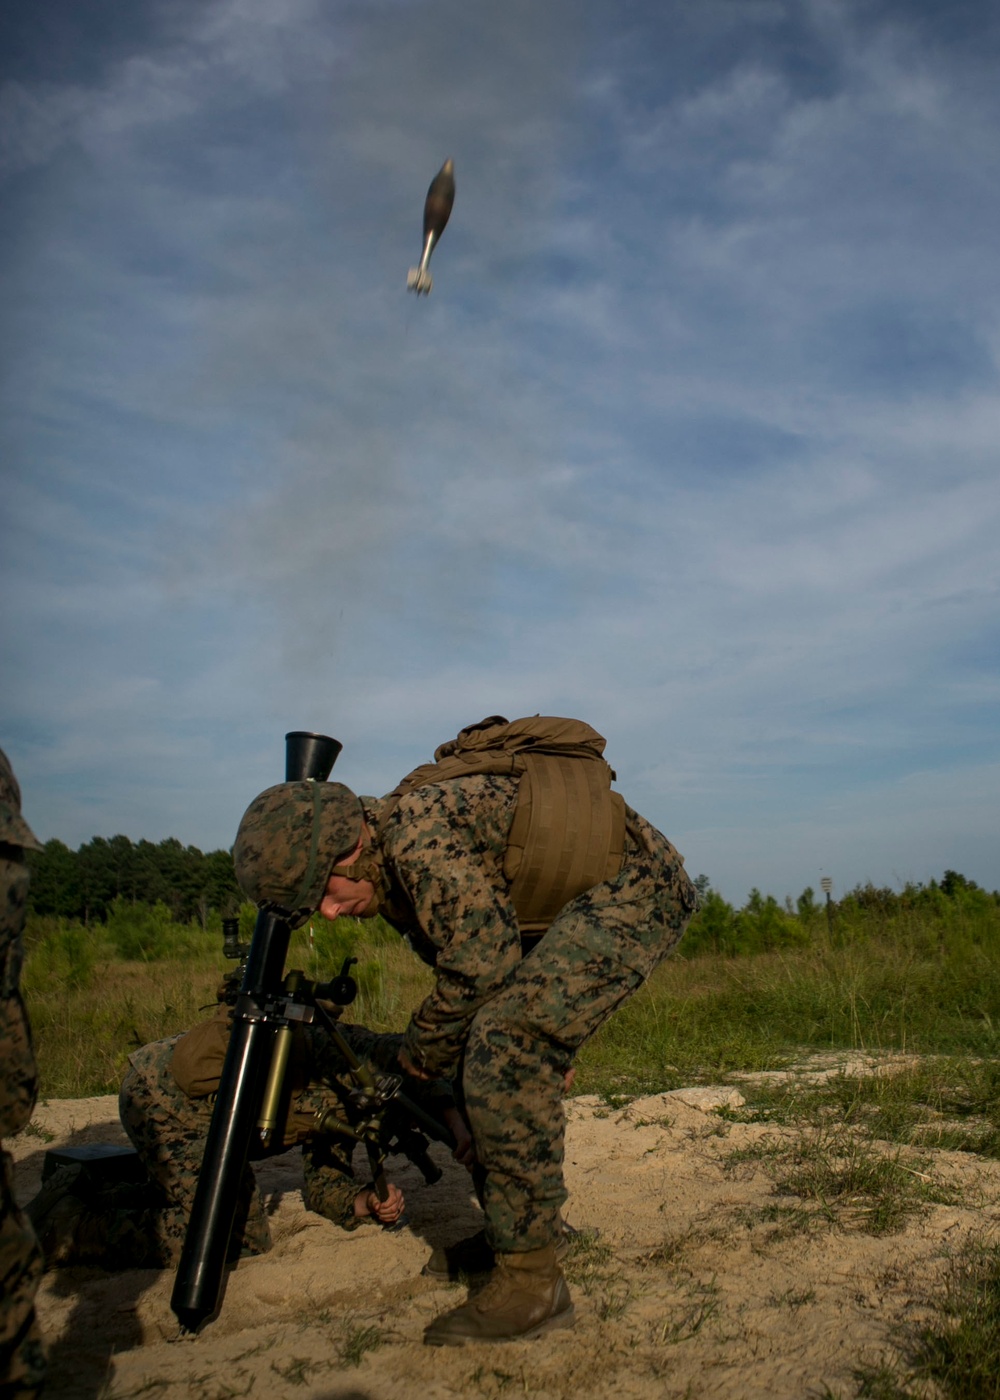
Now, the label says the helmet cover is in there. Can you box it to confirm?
[233,779,363,914]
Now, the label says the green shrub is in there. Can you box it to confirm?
[22,918,101,993]
[20,870,1000,1101]
[682,887,807,957]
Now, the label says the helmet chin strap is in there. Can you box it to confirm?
[329,835,388,917]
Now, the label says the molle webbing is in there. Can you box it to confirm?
[505,754,626,932]
[383,716,626,932]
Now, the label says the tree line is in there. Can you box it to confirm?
[26,831,997,955]
[26,835,241,926]
[685,870,999,957]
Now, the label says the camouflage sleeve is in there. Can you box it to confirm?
[305,1022,397,1084]
[380,776,523,1078]
[300,1134,366,1229]
[0,858,38,1138]
[308,1024,455,1112]
[0,997,37,1137]
[334,1023,403,1072]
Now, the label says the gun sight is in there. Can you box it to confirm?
[221,917,247,963]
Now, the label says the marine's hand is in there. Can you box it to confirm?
[398,1048,433,1081]
[354,1182,405,1223]
[443,1107,476,1170]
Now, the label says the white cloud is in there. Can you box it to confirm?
[2,0,998,899]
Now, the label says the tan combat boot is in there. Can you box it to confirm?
[423,1227,495,1281]
[423,1244,575,1345]
[26,1166,102,1268]
[423,1219,577,1282]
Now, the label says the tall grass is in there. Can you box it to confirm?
[22,907,433,1098]
[21,884,1000,1100]
[23,917,222,1097]
[576,901,1000,1098]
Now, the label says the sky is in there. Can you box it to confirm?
[2,0,998,905]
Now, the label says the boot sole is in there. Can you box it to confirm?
[424,1305,576,1347]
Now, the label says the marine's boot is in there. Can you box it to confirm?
[423,1221,576,1282]
[423,1245,575,1345]
[25,1163,86,1216]
[26,1165,164,1269]
[423,1228,495,1281]
[26,1166,97,1268]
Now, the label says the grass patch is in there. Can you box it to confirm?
[338,1322,385,1367]
[23,894,1000,1106]
[912,1240,1000,1398]
[26,955,223,1096]
[765,1285,816,1310]
[851,1367,915,1399]
[851,1240,1000,1399]
[723,1138,790,1171]
[561,1228,642,1321]
[725,1124,957,1237]
[20,1119,54,1143]
[729,1058,1000,1161]
[732,1202,818,1243]
[22,913,433,1098]
[638,1225,725,1270]
[561,1229,615,1288]
[772,1130,957,1236]
[575,925,1000,1103]
[651,1278,721,1345]
[270,1355,318,1385]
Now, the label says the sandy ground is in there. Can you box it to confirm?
[10,1062,1000,1400]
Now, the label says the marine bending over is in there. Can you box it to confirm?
[232,714,697,1345]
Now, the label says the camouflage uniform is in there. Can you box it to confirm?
[376,774,697,1253]
[111,1018,442,1268]
[0,749,45,1398]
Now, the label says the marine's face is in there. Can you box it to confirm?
[317,835,376,920]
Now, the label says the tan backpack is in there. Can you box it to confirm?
[383,715,626,932]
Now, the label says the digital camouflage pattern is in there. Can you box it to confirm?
[380,775,523,1076]
[0,1153,45,1398]
[0,748,45,1397]
[109,1020,423,1268]
[117,1033,271,1266]
[377,774,697,1254]
[0,866,38,1150]
[233,780,363,917]
[0,753,42,857]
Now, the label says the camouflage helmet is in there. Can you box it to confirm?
[0,747,43,852]
[232,779,364,915]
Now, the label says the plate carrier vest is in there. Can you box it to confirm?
[382,715,626,933]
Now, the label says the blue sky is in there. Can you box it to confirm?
[2,0,998,904]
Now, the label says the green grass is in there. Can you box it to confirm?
[561,1229,615,1288]
[912,1242,1000,1398]
[851,1241,1000,1399]
[574,930,1000,1102]
[338,1322,385,1367]
[723,1126,957,1237]
[25,950,223,1097]
[22,908,433,1097]
[21,893,1000,1104]
[725,1058,1000,1160]
[772,1131,956,1235]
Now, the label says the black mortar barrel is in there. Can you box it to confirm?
[169,906,291,1331]
[284,732,341,783]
